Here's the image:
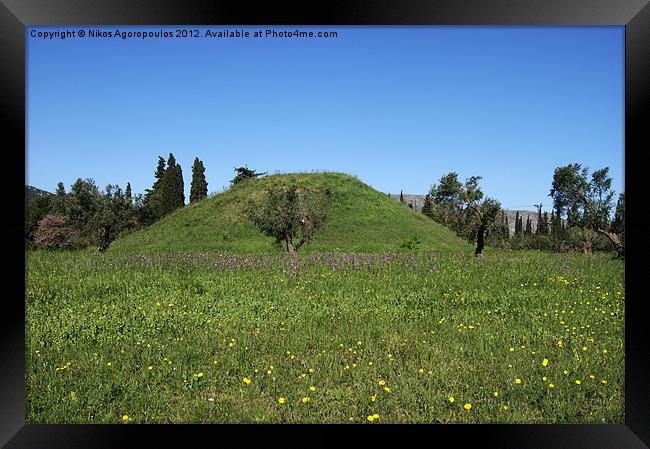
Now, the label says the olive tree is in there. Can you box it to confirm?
[245,184,330,258]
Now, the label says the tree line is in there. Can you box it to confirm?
[417,163,624,258]
[25,154,212,251]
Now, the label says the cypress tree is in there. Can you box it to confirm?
[143,156,167,221]
[525,215,532,235]
[175,162,185,208]
[161,153,184,214]
[514,211,521,236]
[421,194,434,218]
[400,190,404,204]
[190,158,208,203]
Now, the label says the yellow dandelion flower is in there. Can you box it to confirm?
[302,397,310,404]
[542,376,547,381]
[309,386,316,392]
[563,370,569,375]
[515,378,522,384]
[107,362,112,367]
[549,383,555,388]
[493,391,499,397]
[122,415,129,421]
[373,413,379,419]
[243,377,251,384]
[509,347,514,352]
[278,397,286,404]
[575,380,581,385]
[602,349,608,354]
[309,368,315,373]
[147,366,153,370]
[371,395,376,402]
[582,347,588,351]
[602,380,608,385]
[197,372,204,378]
[464,403,472,411]
[378,380,386,386]
[367,415,375,422]
[384,387,392,393]
[418,368,424,374]
[448,396,455,403]
[542,359,549,367]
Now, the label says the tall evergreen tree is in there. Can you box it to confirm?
[421,193,434,218]
[514,211,521,236]
[143,156,167,222]
[190,157,208,203]
[399,190,404,204]
[524,215,532,235]
[161,153,184,214]
[174,159,185,208]
[541,212,549,234]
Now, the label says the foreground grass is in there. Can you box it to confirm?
[25,249,624,424]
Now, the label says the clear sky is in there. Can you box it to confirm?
[26,26,624,211]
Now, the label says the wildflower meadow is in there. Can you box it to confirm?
[25,249,624,423]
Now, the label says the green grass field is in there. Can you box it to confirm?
[25,249,624,424]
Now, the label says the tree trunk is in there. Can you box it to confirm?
[98,226,111,252]
[285,234,297,259]
[597,229,624,259]
[475,224,485,257]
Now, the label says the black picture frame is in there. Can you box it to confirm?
[3,1,648,447]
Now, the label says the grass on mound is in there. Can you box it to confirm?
[108,172,469,254]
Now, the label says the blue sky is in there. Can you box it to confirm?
[26,26,624,211]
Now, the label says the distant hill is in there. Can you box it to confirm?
[25,185,53,205]
[389,193,426,212]
[503,210,542,237]
[110,173,470,254]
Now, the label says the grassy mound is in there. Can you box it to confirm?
[109,172,470,254]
